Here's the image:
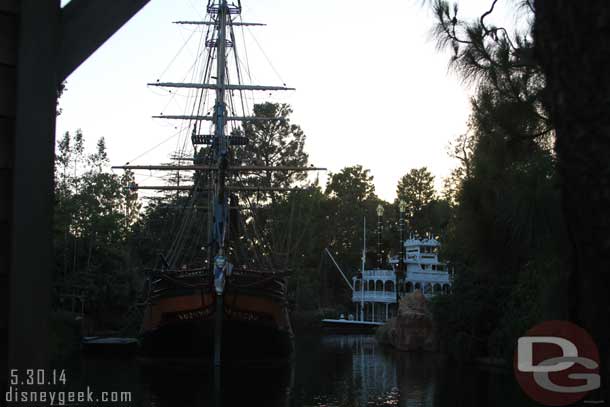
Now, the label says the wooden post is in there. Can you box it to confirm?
[0,0,19,386]
[10,0,61,372]
[4,0,149,374]
[214,294,223,367]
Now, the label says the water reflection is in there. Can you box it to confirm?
[293,335,437,406]
[140,361,293,407]
[292,335,534,407]
[70,334,534,407]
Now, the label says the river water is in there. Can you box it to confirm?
[64,335,536,406]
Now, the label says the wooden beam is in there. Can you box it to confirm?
[174,21,265,26]
[152,115,282,121]
[135,185,299,192]
[57,0,150,81]
[148,82,295,91]
[112,165,327,172]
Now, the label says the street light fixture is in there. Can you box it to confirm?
[399,199,407,214]
[376,204,384,268]
[396,199,407,311]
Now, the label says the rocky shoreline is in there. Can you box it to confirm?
[376,290,438,352]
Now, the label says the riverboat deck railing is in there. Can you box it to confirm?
[361,269,395,280]
[352,291,396,303]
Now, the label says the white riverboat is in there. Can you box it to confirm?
[322,229,452,331]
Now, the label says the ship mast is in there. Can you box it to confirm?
[212,0,228,257]
[212,0,229,369]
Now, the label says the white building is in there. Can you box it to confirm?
[351,237,452,323]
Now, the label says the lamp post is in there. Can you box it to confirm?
[360,217,366,321]
[397,200,407,307]
[376,204,384,268]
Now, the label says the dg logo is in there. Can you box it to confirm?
[514,320,601,406]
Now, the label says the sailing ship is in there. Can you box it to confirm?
[114,0,323,363]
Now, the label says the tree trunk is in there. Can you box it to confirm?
[535,0,610,396]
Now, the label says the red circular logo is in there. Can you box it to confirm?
[513,320,600,406]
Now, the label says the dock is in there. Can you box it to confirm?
[321,318,383,334]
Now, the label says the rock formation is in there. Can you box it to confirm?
[376,290,437,351]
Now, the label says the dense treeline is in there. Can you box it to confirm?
[427,0,568,363]
[52,122,451,331]
[54,130,140,330]
[428,0,610,376]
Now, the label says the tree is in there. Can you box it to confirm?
[88,137,108,172]
[325,165,378,260]
[429,0,551,147]
[262,185,331,311]
[428,1,610,374]
[394,167,452,243]
[534,0,610,382]
[234,102,309,190]
[443,131,475,205]
[326,165,375,203]
[425,0,566,362]
[396,167,435,232]
[322,166,385,306]
[53,130,140,327]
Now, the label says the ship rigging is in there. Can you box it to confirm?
[115,0,325,365]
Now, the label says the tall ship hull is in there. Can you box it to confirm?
[140,270,293,362]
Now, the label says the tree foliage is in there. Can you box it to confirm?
[326,165,375,203]
[54,130,140,327]
[396,167,437,233]
[427,0,566,362]
[234,102,308,189]
[396,167,435,218]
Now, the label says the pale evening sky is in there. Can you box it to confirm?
[56,0,518,202]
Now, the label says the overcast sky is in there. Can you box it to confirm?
[56,0,518,201]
